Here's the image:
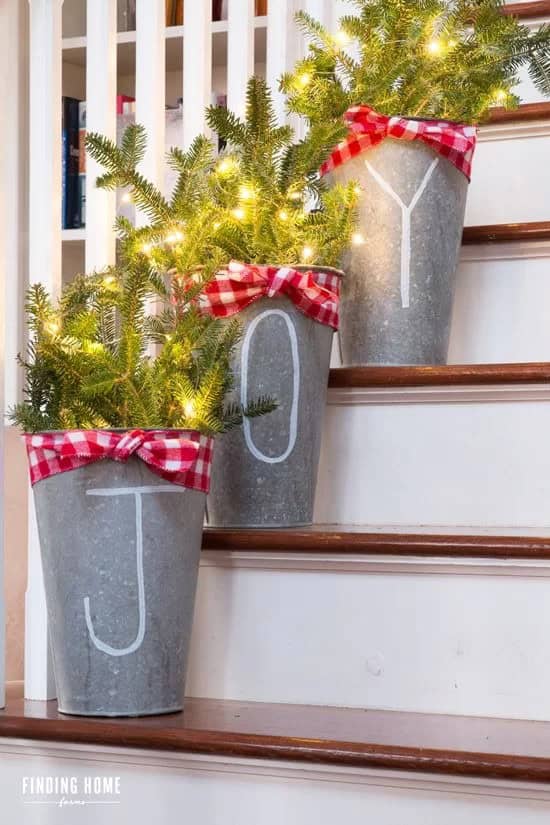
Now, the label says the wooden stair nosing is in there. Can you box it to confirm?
[2,687,550,784]
[328,362,550,389]
[202,528,550,559]
[503,1,550,20]
[488,101,550,124]
[462,220,550,245]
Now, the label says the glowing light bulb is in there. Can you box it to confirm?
[353,185,362,196]
[239,184,255,201]
[165,334,172,342]
[493,89,507,104]
[213,221,221,230]
[302,245,314,262]
[102,275,116,287]
[232,207,246,220]
[45,320,60,335]
[173,230,185,241]
[352,232,366,246]
[298,72,311,88]
[288,190,303,202]
[141,242,153,254]
[217,157,236,175]
[426,39,443,56]
[334,30,350,46]
[184,400,195,418]
[121,192,133,204]
[278,210,289,222]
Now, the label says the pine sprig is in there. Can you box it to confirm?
[206,76,358,266]
[283,1,550,124]
[12,130,277,434]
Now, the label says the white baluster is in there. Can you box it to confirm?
[183,1,212,149]
[266,0,298,124]
[85,0,117,272]
[26,0,64,701]
[303,0,332,25]
[1,0,28,415]
[135,0,166,223]
[0,0,25,710]
[228,0,255,118]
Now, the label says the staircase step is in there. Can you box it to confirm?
[463,220,550,245]
[503,1,550,19]
[1,683,550,783]
[328,362,550,388]
[488,101,550,124]
[318,364,550,526]
[190,525,550,718]
[203,525,550,558]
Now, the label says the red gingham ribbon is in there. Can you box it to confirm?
[201,261,341,330]
[320,105,477,181]
[25,429,214,492]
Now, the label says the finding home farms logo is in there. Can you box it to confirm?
[22,775,121,807]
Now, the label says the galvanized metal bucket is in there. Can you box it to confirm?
[207,266,342,527]
[332,138,469,365]
[32,449,206,717]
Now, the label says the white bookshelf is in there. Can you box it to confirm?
[62,18,268,74]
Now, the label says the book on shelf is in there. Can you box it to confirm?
[78,101,86,229]
[212,1,267,23]
[62,97,81,230]
[118,0,136,32]
[166,0,183,26]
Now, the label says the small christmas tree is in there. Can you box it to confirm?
[11,130,276,434]
[205,76,359,265]
[282,0,550,124]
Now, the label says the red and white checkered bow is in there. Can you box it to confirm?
[25,429,214,492]
[320,105,477,181]
[201,261,341,330]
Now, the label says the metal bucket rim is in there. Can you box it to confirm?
[290,264,345,279]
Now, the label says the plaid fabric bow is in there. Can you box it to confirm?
[25,429,214,492]
[320,105,477,181]
[201,261,341,330]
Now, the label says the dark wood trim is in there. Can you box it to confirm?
[328,362,550,388]
[488,101,550,124]
[463,221,550,245]
[502,1,550,19]
[3,686,550,783]
[203,528,550,559]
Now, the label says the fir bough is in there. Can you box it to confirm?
[282,0,550,124]
[11,130,277,434]
[205,76,359,267]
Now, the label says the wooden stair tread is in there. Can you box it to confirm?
[202,526,550,558]
[2,684,550,782]
[503,1,550,20]
[328,362,550,388]
[488,101,550,123]
[463,220,550,244]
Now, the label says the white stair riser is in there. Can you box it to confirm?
[2,741,550,824]
[331,251,550,366]
[188,557,550,720]
[315,398,550,527]
[467,132,550,225]
[450,251,550,363]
